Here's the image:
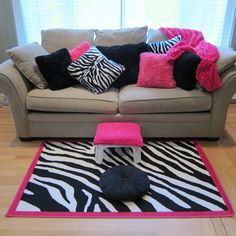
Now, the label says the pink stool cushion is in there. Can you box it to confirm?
[93,122,144,146]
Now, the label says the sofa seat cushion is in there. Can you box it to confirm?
[119,85,212,114]
[27,86,119,113]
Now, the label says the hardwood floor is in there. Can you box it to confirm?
[0,105,236,236]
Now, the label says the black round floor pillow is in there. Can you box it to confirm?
[99,166,150,201]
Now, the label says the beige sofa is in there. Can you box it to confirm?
[1,26,236,141]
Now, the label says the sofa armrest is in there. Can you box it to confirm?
[210,65,236,137]
[0,60,32,138]
[216,46,236,74]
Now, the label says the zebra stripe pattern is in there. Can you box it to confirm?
[149,35,182,54]
[14,141,229,215]
[67,46,125,94]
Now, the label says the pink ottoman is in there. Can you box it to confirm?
[93,122,144,164]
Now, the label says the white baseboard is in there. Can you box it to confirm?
[232,93,236,103]
[0,94,7,107]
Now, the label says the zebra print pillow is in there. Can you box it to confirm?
[149,35,182,54]
[68,47,125,94]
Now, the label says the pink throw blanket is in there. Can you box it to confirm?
[159,27,221,92]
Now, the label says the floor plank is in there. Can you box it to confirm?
[1,105,236,236]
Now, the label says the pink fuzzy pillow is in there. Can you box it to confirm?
[137,52,176,88]
[69,41,91,61]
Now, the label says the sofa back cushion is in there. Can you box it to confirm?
[95,26,148,46]
[147,28,167,43]
[27,86,119,114]
[41,29,95,52]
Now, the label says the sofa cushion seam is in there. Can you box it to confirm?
[119,96,212,102]
[28,96,118,103]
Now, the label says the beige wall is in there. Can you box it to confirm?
[0,0,17,63]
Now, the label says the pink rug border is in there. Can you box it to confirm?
[6,140,234,218]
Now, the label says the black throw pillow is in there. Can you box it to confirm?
[97,43,150,88]
[173,51,201,91]
[35,48,78,90]
[99,166,150,201]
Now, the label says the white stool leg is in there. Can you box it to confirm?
[132,146,141,164]
[95,145,104,164]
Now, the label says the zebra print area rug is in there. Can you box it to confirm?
[6,140,233,218]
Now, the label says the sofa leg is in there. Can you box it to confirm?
[204,137,220,141]
[19,137,33,142]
